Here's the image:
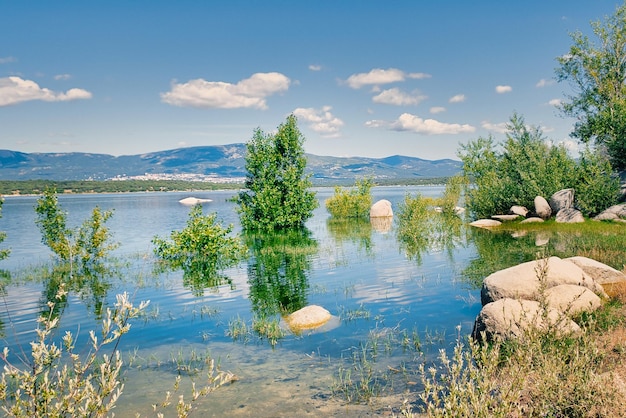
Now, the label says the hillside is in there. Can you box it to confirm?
[0,144,462,182]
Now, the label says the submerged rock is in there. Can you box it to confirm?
[370,199,393,218]
[285,305,332,332]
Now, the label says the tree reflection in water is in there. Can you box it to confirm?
[245,228,318,318]
[396,193,466,266]
[326,218,373,257]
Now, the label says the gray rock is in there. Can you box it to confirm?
[370,199,393,218]
[555,208,584,223]
[543,284,602,315]
[520,217,544,224]
[565,256,626,286]
[469,219,502,228]
[594,203,626,221]
[510,205,529,217]
[472,298,581,341]
[481,256,597,305]
[534,196,552,219]
[549,188,575,213]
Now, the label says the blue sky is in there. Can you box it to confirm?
[0,1,622,160]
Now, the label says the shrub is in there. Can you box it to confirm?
[34,188,118,269]
[458,113,620,219]
[0,289,149,417]
[152,204,245,276]
[325,178,373,219]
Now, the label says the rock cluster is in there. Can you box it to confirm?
[469,188,626,228]
[472,256,626,341]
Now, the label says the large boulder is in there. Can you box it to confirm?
[555,207,585,223]
[472,298,581,341]
[534,196,552,219]
[370,199,393,218]
[594,203,626,221]
[543,284,602,315]
[549,188,575,213]
[481,256,598,305]
[565,256,626,298]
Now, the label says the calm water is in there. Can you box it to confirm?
[0,186,484,416]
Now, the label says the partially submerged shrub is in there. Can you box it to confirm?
[35,188,118,269]
[152,204,246,275]
[325,177,373,219]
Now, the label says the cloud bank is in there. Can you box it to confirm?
[161,72,290,109]
[292,106,344,138]
[366,113,475,135]
[345,68,431,89]
[0,76,92,106]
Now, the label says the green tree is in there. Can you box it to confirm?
[325,177,373,219]
[556,3,626,170]
[237,115,318,232]
[34,188,117,269]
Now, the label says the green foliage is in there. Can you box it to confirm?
[34,188,118,268]
[0,198,9,261]
[556,3,626,170]
[0,289,149,417]
[573,146,621,216]
[152,204,245,294]
[325,178,373,219]
[458,113,620,219]
[396,193,464,264]
[237,115,318,232]
[245,229,317,317]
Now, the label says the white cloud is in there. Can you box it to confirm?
[430,106,446,114]
[495,85,512,94]
[372,88,427,106]
[536,78,555,88]
[308,64,322,71]
[292,106,344,137]
[54,74,72,81]
[160,72,290,109]
[481,121,508,134]
[366,113,475,135]
[345,68,431,89]
[0,56,16,64]
[0,76,92,106]
[548,98,562,107]
[449,94,466,103]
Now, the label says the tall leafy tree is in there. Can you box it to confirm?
[237,115,318,231]
[556,3,626,170]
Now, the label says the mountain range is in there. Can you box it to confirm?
[0,143,462,183]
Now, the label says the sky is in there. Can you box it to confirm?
[0,0,623,161]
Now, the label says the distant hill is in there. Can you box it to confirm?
[0,144,462,182]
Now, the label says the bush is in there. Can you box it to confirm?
[458,113,620,219]
[34,188,118,269]
[152,204,245,275]
[325,178,373,219]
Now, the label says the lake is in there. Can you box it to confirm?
[0,186,485,416]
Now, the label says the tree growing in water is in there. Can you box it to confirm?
[237,115,318,232]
